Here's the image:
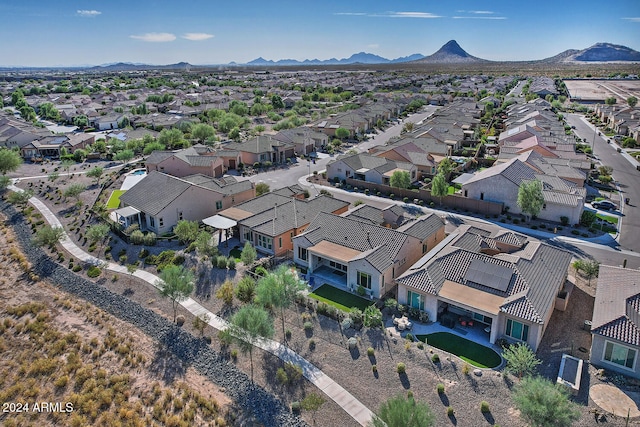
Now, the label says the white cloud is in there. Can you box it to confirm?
[454,10,505,19]
[182,33,215,41]
[334,11,441,19]
[77,10,101,17]
[130,32,176,42]
[622,17,640,22]
[367,44,380,49]
[380,11,441,19]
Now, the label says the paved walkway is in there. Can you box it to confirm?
[590,383,640,418]
[10,184,375,427]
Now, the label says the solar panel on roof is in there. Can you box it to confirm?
[463,259,513,292]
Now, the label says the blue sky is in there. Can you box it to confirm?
[1,0,639,66]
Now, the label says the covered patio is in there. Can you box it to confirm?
[202,214,237,248]
[111,206,141,229]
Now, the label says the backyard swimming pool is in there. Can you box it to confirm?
[130,169,146,176]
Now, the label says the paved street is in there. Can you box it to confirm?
[567,113,640,252]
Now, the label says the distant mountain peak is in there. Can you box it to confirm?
[413,40,487,64]
[543,42,640,63]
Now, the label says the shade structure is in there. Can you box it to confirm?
[202,214,237,229]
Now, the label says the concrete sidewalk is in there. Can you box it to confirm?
[10,185,375,427]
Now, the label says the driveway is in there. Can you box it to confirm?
[567,113,640,252]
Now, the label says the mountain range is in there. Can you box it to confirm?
[245,40,640,66]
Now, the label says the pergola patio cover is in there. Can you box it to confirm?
[202,214,237,229]
[439,280,503,315]
[113,206,140,218]
[309,240,362,263]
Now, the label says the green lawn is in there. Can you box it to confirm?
[309,284,373,312]
[106,190,126,209]
[416,332,502,368]
[596,213,618,224]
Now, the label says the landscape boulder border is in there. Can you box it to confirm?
[0,201,308,427]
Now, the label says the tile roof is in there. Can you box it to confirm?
[119,171,251,215]
[299,212,424,272]
[397,224,571,323]
[592,266,640,346]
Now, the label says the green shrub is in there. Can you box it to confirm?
[138,248,149,259]
[87,266,101,278]
[227,258,236,270]
[291,401,301,413]
[431,354,440,363]
[480,401,490,413]
[396,362,406,374]
[216,256,228,269]
[372,364,377,372]
[447,406,455,417]
[571,230,580,235]
[130,229,144,245]
[143,232,157,246]
[367,347,375,357]
[437,383,445,394]
[72,265,82,272]
[303,321,313,331]
[254,266,268,276]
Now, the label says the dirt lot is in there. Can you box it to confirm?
[0,218,232,426]
[564,79,640,103]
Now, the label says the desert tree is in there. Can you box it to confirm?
[517,179,544,221]
[502,342,541,379]
[389,170,411,189]
[513,376,580,427]
[430,172,447,206]
[174,220,199,244]
[86,166,104,185]
[255,265,306,344]
[255,182,270,196]
[63,183,86,205]
[228,304,274,383]
[0,148,23,175]
[32,225,65,248]
[156,264,195,323]
[86,223,110,251]
[301,393,326,425]
[8,189,34,208]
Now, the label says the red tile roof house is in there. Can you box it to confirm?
[591,265,640,379]
[396,224,572,351]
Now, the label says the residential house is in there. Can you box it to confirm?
[396,224,572,351]
[272,127,328,156]
[461,153,585,225]
[145,146,227,178]
[293,211,446,298]
[219,193,349,256]
[117,171,255,235]
[326,152,417,185]
[591,265,640,379]
[224,135,295,165]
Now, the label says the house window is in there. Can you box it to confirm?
[243,229,253,242]
[178,211,183,221]
[298,247,308,261]
[279,237,282,248]
[357,271,372,289]
[480,192,484,200]
[149,217,155,228]
[604,341,637,370]
[506,319,529,342]
[216,201,223,210]
[257,234,272,250]
[407,291,424,311]
[543,203,547,209]
[159,218,164,227]
[422,243,428,254]
[329,260,347,272]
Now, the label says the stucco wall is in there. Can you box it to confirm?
[591,336,640,379]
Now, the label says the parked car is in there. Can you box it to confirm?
[591,200,617,211]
